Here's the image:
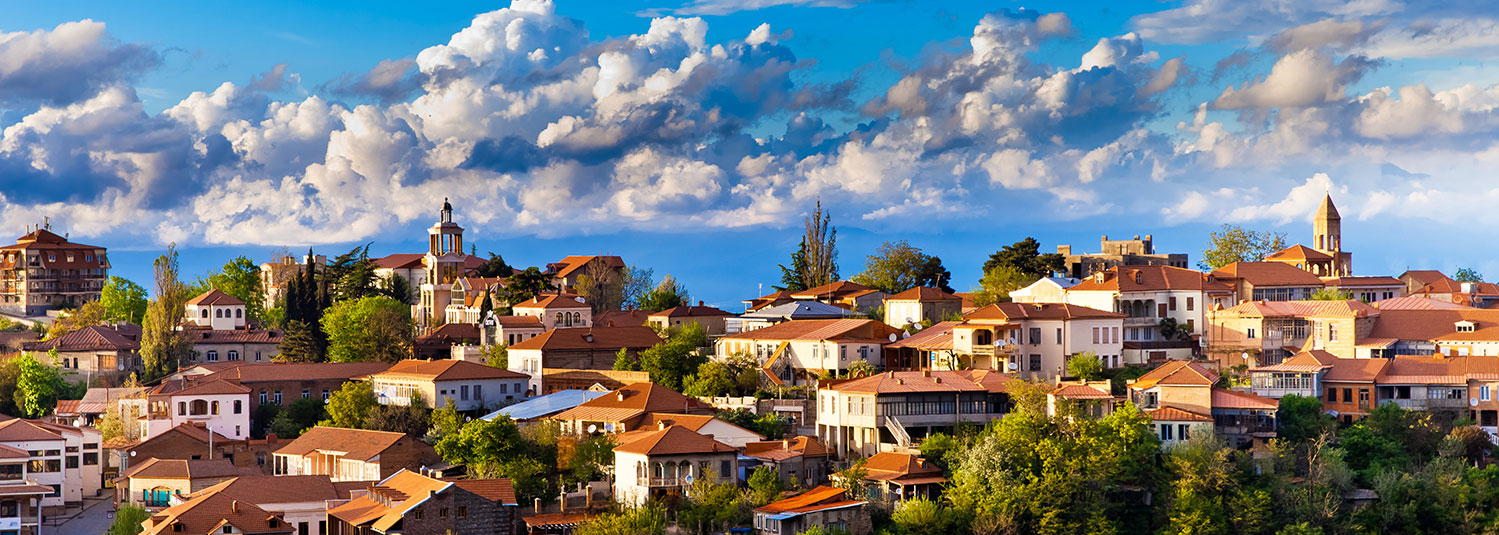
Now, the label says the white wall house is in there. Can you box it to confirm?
[716,319,901,386]
[613,426,738,507]
[953,303,1126,379]
[140,378,252,441]
[183,290,247,331]
[368,359,531,411]
[512,294,593,330]
[0,419,103,511]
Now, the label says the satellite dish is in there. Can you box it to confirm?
[1472,398,1480,407]
[1007,362,1018,371]
[587,424,598,434]
[888,333,898,342]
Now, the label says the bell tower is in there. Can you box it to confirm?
[420,198,468,331]
[1312,193,1351,276]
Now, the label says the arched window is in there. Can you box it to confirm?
[236,309,243,319]
[211,401,220,415]
[215,309,223,318]
[975,329,993,346]
[190,399,209,416]
[556,312,564,326]
[201,309,209,318]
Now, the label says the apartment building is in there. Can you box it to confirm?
[507,326,663,395]
[817,370,1014,458]
[0,228,109,316]
[951,303,1125,378]
[1205,300,1379,365]
[0,419,103,512]
[1064,265,1234,346]
[1209,262,1325,303]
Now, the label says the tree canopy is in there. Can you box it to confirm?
[1200,224,1288,270]
[100,276,148,325]
[969,264,1031,307]
[322,296,413,363]
[319,381,378,429]
[1455,268,1484,282]
[982,237,1063,280]
[637,274,690,312]
[851,240,954,294]
[140,244,194,381]
[778,201,838,291]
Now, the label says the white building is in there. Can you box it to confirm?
[367,359,531,411]
[952,303,1126,378]
[183,290,247,331]
[139,377,252,441]
[613,425,738,507]
[512,294,592,330]
[1064,265,1233,349]
[1008,276,1081,304]
[0,419,103,512]
[715,319,902,386]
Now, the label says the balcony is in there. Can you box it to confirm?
[1124,317,1158,327]
[638,477,688,488]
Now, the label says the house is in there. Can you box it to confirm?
[20,323,141,381]
[1248,350,1340,401]
[1410,278,1499,309]
[595,309,653,328]
[366,359,531,411]
[0,227,110,316]
[546,255,625,292]
[1008,277,1081,304]
[1359,308,1499,358]
[372,253,428,304]
[138,376,252,441]
[0,446,55,535]
[1319,357,1389,423]
[171,361,391,424]
[882,287,962,329]
[512,294,593,330]
[741,436,833,488]
[752,485,869,535]
[1064,265,1235,355]
[613,413,764,448]
[138,483,293,535]
[117,458,243,509]
[120,423,279,476]
[951,303,1126,377]
[272,427,440,482]
[1056,234,1190,279]
[1320,276,1405,303]
[182,328,283,365]
[716,319,902,386]
[1210,262,1325,303]
[0,419,103,513]
[443,276,507,325]
[817,370,1013,458]
[537,369,651,395]
[1209,389,1278,447]
[1129,360,1220,415]
[259,252,325,309]
[326,469,520,535]
[729,301,853,334]
[408,200,488,332]
[791,281,887,312]
[647,303,735,335]
[1047,381,1116,419]
[840,451,944,503]
[1204,300,1380,365]
[612,425,738,507]
[174,475,367,535]
[55,386,146,428]
[1399,270,1452,296]
[414,323,482,359]
[488,315,546,346]
[881,321,959,371]
[1145,406,1213,447]
[549,382,716,436]
[507,327,663,395]
[183,290,248,331]
[743,290,798,312]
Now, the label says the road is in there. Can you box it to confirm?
[50,497,113,535]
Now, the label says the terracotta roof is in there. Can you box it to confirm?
[141,481,292,535]
[791,281,872,300]
[1051,384,1114,400]
[493,315,544,328]
[327,471,456,531]
[512,293,590,310]
[274,427,416,462]
[650,305,734,319]
[720,319,901,342]
[123,458,241,480]
[861,452,943,482]
[185,290,245,307]
[1374,296,1473,310]
[754,486,864,515]
[508,326,662,351]
[1319,276,1402,287]
[445,478,519,505]
[824,370,1008,394]
[128,423,238,455]
[1217,299,1379,319]
[185,328,283,344]
[612,425,736,456]
[149,377,250,397]
[54,399,81,415]
[547,255,624,279]
[1375,356,1499,385]
[0,230,109,271]
[1368,309,1499,342]
[371,359,527,382]
[371,253,425,270]
[1250,350,1339,373]
[0,419,65,442]
[1211,389,1278,410]
[205,362,392,384]
[1146,406,1213,422]
[1265,245,1334,263]
[884,287,961,302]
[1400,270,1449,286]
[743,290,797,311]
[1069,265,1233,294]
[1211,262,1325,287]
[1132,360,1220,390]
[199,475,367,504]
[962,302,1126,322]
[551,382,714,423]
[885,321,957,350]
[1322,358,1390,383]
[23,324,139,352]
[595,310,653,327]
[415,323,480,344]
[742,436,831,462]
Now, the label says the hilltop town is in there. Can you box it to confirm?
[0,195,1495,534]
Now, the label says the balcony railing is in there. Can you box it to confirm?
[638,477,688,488]
[1124,317,1158,327]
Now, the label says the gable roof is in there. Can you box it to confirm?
[142,482,293,535]
[824,370,1010,395]
[192,475,366,506]
[1373,296,1473,310]
[1320,276,1403,288]
[550,382,714,423]
[595,309,653,327]
[612,425,736,456]
[1265,245,1333,263]
[884,287,961,302]
[742,436,831,462]
[1211,388,1278,410]
[507,326,662,351]
[1211,262,1326,287]
[185,290,245,307]
[1367,309,1499,342]
[371,359,528,382]
[1322,357,1391,383]
[548,256,625,279]
[326,470,452,532]
[122,458,242,480]
[512,293,590,310]
[204,362,392,384]
[1218,299,1380,319]
[963,302,1126,322]
[274,427,415,462]
[148,377,251,397]
[791,281,872,300]
[740,301,852,320]
[884,321,958,351]
[446,478,519,506]
[1132,360,1220,390]
[754,486,864,515]
[23,324,140,352]
[372,253,426,270]
[0,418,66,442]
[1069,265,1232,294]
[1050,384,1114,400]
[127,423,238,454]
[650,305,735,319]
[862,452,943,481]
[1146,406,1213,422]
[1251,350,1339,373]
[721,319,900,343]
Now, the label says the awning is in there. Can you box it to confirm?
[765,513,798,520]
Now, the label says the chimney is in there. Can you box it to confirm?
[617,392,626,402]
[231,500,238,514]
[933,377,941,384]
[698,300,704,307]
[921,370,930,377]
[782,439,790,449]
[658,421,668,431]
[1462,282,1475,294]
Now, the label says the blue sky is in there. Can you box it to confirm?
[5,0,1499,308]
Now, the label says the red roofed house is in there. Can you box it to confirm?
[0,442,54,534]
[180,289,285,364]
[838,451,945,503]
[367,359,531,411]
[1210,389,1279,447]
[881,287,962,329]
[21,323,141,381]
[0,227,110,316]
[327,469,519,535]
[741,436,833,488]
[139,376,251,441]
[272,427,440,483]
[612,425,738,507]
[550,382,716,436]
[1205,299,1380,365]
[168,475,367,535]
[817,370,1014,458]
[715,319,902,387]
[1064,265,1235,361]
[1320,276,1405,303]
[117,458,243,509]
[507,327,664,395]
[1247,350,1393,424]
[791,281,887,313]
[647,302,735,336]
[1210,261,1326,304]
[1128,360,1220,415]
[546,255,625,293]
[0,418,104,514]
[1146,406,1213,447]
[183,290,247,331]
[951,303,1125,377]
[121,423,277,477]
[512,293,593,330]
[1047,380,1117,419]
[139,482,294,535]
[1133,359,1277,447]
[753,485,869,535]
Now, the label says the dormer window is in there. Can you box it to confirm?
[1457,321,1477,333]
[1133,272,1143,284]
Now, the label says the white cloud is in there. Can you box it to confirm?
[1212,49,1373,109]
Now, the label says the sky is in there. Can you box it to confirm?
[5,0,1499,309]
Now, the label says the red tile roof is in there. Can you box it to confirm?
[1146,406,1213,422]
[1265,245,1333,263]
[1211,262,1326,287]
[446,478,518,506]
[372,359,528,382]
[1319,276,1403,287]
[274,427,419,462]
[508,326,662,351]
[23,324,139,352]
[963,302,1126,322]
[884,321,958,350]
[551,382,714,423]
[372,253,426,270]
[595,310,653,327]
[199,475,367,504]
[512,294,590,310]
[1069,265,1232,294]
[720,318,902,343]
[205,362,392,384]
[123,458,242,480]
[791,281,872,300]
[327,470,452,532]
[613,425,736,456]
[1133,360,1220,389]
[824,370,1013,394]
[1051,384,1114,400]
[547,256,624,279]
[884,287,961,302]
[742,436,831,462]
[1218,299,1379,319]
[141,481,292,535]
[1368,309,1499,342]
[185,328,282,344]
[650,305,734,318]
[753,485,865,515]
[0,419,67,442]
[185,290,245,307]
[1322,357,1390,383]
[1251,351,1339,373]
[149,377,250,397]
[861,452,943,482]
[1211,389,1278,410]
[1374,296,1473,310]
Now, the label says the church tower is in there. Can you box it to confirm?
[420,198,467,331]
[1312,193,1351,276]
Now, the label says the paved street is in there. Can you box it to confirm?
[51,497,113,535]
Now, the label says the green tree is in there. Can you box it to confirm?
[969,264,1031,307]
[1309,287,1352,301]
[684,353,761,397]
[320,381,378,428]
[140,244,195,381]
[891,497,959,535]
[1159,317,1193,340]
[482,343,509,369]
[277,320,324,363]
[379,273,413,305]
[278,251,329,361]
[364,394,429,437]
[637,274,690,312]
[1276,394,1336,445]
[779,201,839,291]
[777,237,811,292]
[613,347,639,371]
[748,466,787,505]
[429,398,466,440]
[46,301,105,339]
[322,296,413,363]
[620,266,655,309]
[328,245,380,302]
[850,240,953,294]
[474,253,513,278]
[498,267,556,308]
[100,276,148,324]
[270,396,327,439]
[107,503,150,535]
[982,237,1063,280]
[206,256,266,325]
[575,257,625,313]
[718,408,786,440]
[13,353,59,418]
[576,504,667,535]
[636,323,702,390]
[845,359,875,378]
[1454,268,1483,282]
[1199,225,1288,270]
[1066,351,1102,380]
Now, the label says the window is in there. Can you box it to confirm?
[201,309,209,318]
[207,350,218,362]
[720,460,731,476]
[274,391,282,404]
[259,391,268,404]
[216,309,223,318]
[83,452,98,465]
[227,350,238,361]
[256,452,266,466]
[413,509,424,521]
[461,385,470,401]
[474,384,482,400]
[457,506,467,518]
[1092,328,1099,344]
[1342,388,1352,403]
[236,309,243,319]
[322,389,330,401]
[1246,328,1256,339]
[1483,386,1492,402]
[178,401,187,415]
[440,508,449,519]
[1186,297,1194,311]
[1029,328,1041,345]
[1326,387,1336,400]
[234,400,242,414]
[1169,297,1177,311]
[1056,328,1062,344]
[1178,424,1191,441]
[211,401,220,415]
[1160,424,1173,441]
[66,456,78,469]
[1328,324,1338,342]
[1029,354,1041,371]
[1112,327,1119,344]
[302,388,310,398]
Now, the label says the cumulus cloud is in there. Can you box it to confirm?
[0,20,159,105]
[1212,49,1376,109]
